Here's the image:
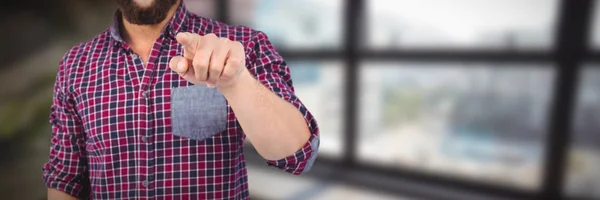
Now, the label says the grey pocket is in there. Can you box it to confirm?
[171,85,228,141]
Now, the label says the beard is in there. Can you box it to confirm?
[116,0,179,25]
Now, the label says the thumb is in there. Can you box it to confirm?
[169,56,190,76]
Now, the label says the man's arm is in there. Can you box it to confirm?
[48,188,77,200]
[44,52,89,199]
[220,68,311,160]
[169,31,320,173]
[233,32,320,173]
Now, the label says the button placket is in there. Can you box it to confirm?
[148,174,155,181]
[142,91,149,99]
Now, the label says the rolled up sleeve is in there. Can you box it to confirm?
[246,31,320,175]
[42,55,89,197]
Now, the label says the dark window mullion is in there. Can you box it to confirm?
[542,0,594,199]
[278,50,344,60]
[342,0,364,165]
[216,0,229,23]
[360,50,552,62]
[278,49,551,62]
[586,51,600,62]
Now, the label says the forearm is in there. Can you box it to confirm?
[220,70,311,160]
[48,188,77,200]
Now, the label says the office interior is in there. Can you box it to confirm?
[0,0,599,199]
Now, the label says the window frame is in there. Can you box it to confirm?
[216,0,597,199]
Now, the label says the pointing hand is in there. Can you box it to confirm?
[169,32,247,89]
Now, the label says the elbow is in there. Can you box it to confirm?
[43,162,88,198]
[286,136,320,175]
[264,135,320,175]
[299,136,319,174]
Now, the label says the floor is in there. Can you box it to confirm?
[246,163,408,200]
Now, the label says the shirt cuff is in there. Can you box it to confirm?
[266,134,320,175]
[43,168,86,198]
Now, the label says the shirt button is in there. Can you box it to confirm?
[132,54,139,59]
[142,180,149,187]
[142,91,149,98]
[141,136,148,143]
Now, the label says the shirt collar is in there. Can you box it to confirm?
[110,1,191,46]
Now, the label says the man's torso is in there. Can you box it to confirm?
[62,5,258,199]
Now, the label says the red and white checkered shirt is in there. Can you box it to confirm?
[42,2,320,199]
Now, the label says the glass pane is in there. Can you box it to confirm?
[185,0,216,19]
[565,66,600,198]
[288,61,344,157]
[358,63,555,189]
[366,0,559,50]
[229,0,344,49]
[591,1,600,49]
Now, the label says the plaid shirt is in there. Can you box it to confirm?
[43,2,320,199]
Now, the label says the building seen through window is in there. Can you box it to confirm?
[359,63,553,189]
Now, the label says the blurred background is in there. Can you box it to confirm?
[0,0,598,199]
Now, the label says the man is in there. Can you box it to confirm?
[43,0,320,199]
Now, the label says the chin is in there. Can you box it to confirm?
[133,0,155,8]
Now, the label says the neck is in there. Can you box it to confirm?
[120,1,180,47]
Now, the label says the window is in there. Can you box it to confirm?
[565,65,600,198]
[366,0,559,50]
[215,0,593,199]
[229,0,344,49]
[288,61,345,157]
[184,0,217,18]
[358,62,555,189]
[591,2,600,49]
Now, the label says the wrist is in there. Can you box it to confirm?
[218,69,257,96]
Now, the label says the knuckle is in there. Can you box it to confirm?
[192,59,204,69]
[205,33,218,39]
[197,50,211,60]
[210,66,222,74]
[235,40,243,46]
[220,38,232,45]
[228,57,241,64]
[196,71,206,78]
[210,60,222,67]
[195,49,205,56]
[222,69,233,77]
[234,41,244,49]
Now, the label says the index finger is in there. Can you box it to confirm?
[176,32,200,60]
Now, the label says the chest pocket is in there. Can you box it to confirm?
[170,85,228,141]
